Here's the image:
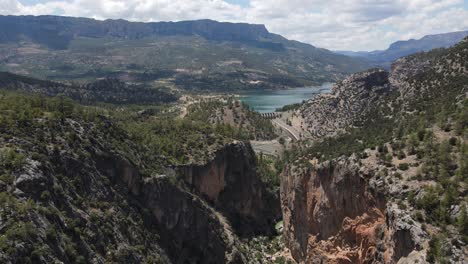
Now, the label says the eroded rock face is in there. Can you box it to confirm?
[96,152,241,263]
[97,141,280,263]
[141,176,245,264]
[299,69,394,139]
[177,141,281,236]
[281,158,423,264]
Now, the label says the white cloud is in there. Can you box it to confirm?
[1,0,467,50]
[0,0,21,14]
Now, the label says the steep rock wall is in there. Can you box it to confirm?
[95,148,250,264]
[280,158,424,264]
[177,141,281,236]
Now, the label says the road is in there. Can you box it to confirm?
[272,119,301,141]
[250,140,283,156]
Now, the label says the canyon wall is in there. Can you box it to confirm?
[177,141,281,236]
[280,157,426,264]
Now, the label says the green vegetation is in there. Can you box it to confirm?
[427,234,447,264]
[186,98,277,141]
[256,153,285,193]
[123,117,231,164]
[0,72,178,105]
[398,163,409,171]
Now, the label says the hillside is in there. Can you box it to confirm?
[0,85,287,263]
[281,37,468,263]
[336,30,468,67]
[0,15,370,90]
[0,72,178,105]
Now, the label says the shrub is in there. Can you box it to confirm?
[427,235,445,263]
[0,174,14,184]
[397,200,407,210]
[0,148,26,171]
[398,163,410,171]
[413,211,425,222]
[448,137,457,146]
[45,226,57,241]
[397,151,406,160]
[40,191,51,200]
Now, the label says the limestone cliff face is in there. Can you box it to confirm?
[281,158,425,264]
[94,150,248,264]
[95,142,276,263]
[177,141,281,236]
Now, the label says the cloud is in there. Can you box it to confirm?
[0,0,21,14]
[1,0,467,50]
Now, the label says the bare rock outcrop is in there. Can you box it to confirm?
[177,141,281,236]
[299,69,394,139]
[97,141,275,263]
[281,158,425,264]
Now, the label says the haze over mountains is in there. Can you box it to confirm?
[336,30,468,67]
[0,15,370,90]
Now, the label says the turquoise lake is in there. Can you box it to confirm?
[239,83,333,113]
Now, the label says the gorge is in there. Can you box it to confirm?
[0,14,467,264]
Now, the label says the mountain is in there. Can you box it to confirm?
[281,37,468,263]
[0,15,276,49]
[0,15,370,90]
[336,30,468,67]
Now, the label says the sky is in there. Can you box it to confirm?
[1,0,467,51]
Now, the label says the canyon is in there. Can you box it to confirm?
[0,14,467,264]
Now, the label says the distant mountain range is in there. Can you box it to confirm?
[0,15,370,90]
[335,30,468,67]
[0,15,277,50]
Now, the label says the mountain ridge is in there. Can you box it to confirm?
[0,15,275,50]
[335,30,468,67]
[0,15,370,90]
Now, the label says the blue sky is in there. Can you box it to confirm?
[2,0,467,51]
[225,0,250,7]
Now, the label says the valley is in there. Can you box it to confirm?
[0,14,467,264]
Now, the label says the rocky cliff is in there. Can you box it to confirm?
[299,37,468,140]
[281,157,426,264]
[299,69,394,139]
[284,38,468,263]
[177,141,281,236]
[0,97,277,264]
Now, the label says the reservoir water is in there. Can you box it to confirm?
[239,82,333,113]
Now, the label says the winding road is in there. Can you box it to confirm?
[272,119,301,141]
